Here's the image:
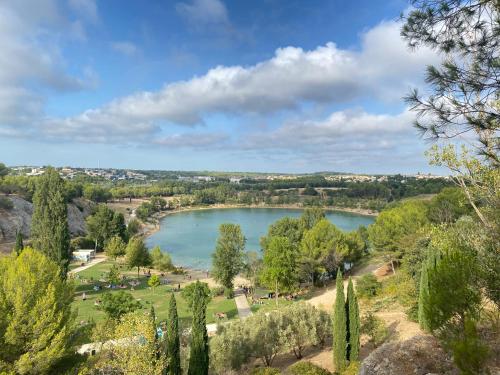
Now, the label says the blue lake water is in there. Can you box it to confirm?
[145,208,375,269]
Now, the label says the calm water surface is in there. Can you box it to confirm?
[145,208,374,269]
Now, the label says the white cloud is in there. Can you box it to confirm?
[68,0,98,23]
[0,1,95,127]
[176,0,229,26]
[111,41,139,56]
[153,133,228,148]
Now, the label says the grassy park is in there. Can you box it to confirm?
[71,259,238,326]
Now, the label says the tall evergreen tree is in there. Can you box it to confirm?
[188,282,209,375]
[165,293,181,375]
[31,167,70,276]
[332,269,347,372]
[13,231,24,255]
[346,277,360,362]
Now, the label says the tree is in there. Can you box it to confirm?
[126,237,151,278]
[86,205,124,251]
[165,293,181,375]
[96,311,165,374]
[212,223,246,297]
[368,200,430,273]
[243,250,262,290]
[127,218,141,238]
[360,312,389,348]
[346,278,360,362]
[188,281,209,375]
[260,236,298,306]
[0,162,9,178]
[299,207,325,231]
[13,231,23,255]
[151,246,173,271]
[332,269,347,372]
[300,219,343,285]
[106,264,121,285]
[280,303,319,359]
[31,167,71,276]
[100,291,142,320]
[0,248,74,374]
[148,274,161,293]
[181,281,211,309]
[260,217,303,253]
[105,236,126,260]
[248,311,284,367]
[402,0,499,164]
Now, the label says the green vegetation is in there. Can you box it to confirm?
[332,269,347,372]
[346,278,360,362]
[0,248,74,374]
[86,204,127,250]
[288,362,332,375]
[188,281,209,375]
[211,223,246,297]
[13,231,23,255]
[126,236,151,277]
[31,167,71,276]
[165,293,181,375]
[100,291,142,320]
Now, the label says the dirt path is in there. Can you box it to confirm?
[306,261,383,310]
[69,255,106,274]
[235,291,252,319]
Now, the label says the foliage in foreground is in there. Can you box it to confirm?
[0,248,75,374]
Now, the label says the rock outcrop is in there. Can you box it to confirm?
[0,195,93,244]
[360,335,458,375]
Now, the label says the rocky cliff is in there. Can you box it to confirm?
[0,195,93,245]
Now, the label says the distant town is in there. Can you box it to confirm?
[7,165,450,183]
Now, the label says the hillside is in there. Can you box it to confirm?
[0,195,93,253]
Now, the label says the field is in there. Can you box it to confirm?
[71,260,238,327]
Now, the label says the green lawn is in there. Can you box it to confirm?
[71,260,238,328]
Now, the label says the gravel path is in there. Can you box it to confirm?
[69,256,106,274]
[234,291,252,319]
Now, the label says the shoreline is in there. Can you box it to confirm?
[141,203,377,240]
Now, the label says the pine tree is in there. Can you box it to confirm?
[332,269,347,372]
[188,282,209,375]
[13,231,24,255]
[31,167,70,276]
[346,277,360,362]
[165,293,181,375]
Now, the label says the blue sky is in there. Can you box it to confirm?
[0,0,445,173]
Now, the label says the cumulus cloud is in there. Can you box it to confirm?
[29,20,437,143]
[153,132,229,148]
[0,1,96,128]
[176,0,229,26]
[111,41,139,56]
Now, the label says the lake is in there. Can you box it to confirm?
[145,208,375,269]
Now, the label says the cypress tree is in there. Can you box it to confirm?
[188,282,209,375]
[166,293,181,375]
[346,277,360,362]
[31,167,70,276]
[332,269,347,372]
[13,231,24,255]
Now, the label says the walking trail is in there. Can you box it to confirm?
[234,290,252,319]
[69,255,106,275]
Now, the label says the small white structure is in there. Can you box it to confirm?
[72,249,95,262]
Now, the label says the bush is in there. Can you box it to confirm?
[287,361,331,375]
[211,286,225,297]
[341,362,360,375]
[0,196,13,209]
[356,274,381,298]
[70,236,95,251]
[251,368,281,375]
[361,312,389,347]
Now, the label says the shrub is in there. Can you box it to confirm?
[251,368,281,375]
[287,361,331,375]
[0,196,13,210]
[361,312,389,347]
[341,362,360,375]
[356,274,381,298]
[70,236,95,251]
[211,286,225,297]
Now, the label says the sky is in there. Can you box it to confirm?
[0,0,447,174]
